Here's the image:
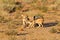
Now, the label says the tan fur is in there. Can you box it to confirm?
[21,14,27,27]
[21,14,44,28]
[34,18,44,27]
[21,14,32,28]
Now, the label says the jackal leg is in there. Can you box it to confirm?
[23,21,27,28]
[39,24,43,27]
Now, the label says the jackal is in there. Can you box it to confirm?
[33,15,44,27]
[21,14,32,28]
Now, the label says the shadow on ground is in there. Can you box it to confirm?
[43,22,58,27]
[17,33,28,36]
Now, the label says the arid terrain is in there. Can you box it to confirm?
[0,0,60,40]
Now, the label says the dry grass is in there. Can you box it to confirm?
[5,29,17,35]
[49,27,57,33]
[0,0,60,40]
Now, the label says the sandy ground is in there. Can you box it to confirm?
[0,0,60,40]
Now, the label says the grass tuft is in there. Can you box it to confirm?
[49,28,57,33]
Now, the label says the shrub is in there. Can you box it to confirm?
[57,22,60,26]
[49,28,57,33]
[0,16,12,23]
[7,20,22,29]
[22,0,37,4]
[5,29,17,35]
[3,0,23,13]
[9,35,17,40]
[3,0,16,13]
[7,22,18,29]
[38,6,48,12]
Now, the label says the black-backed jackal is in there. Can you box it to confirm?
[33,16,44,27]
[21,14,32,28]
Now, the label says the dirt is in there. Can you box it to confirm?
[0,0,60,40]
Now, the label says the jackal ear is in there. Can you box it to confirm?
[33,16,35,20]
